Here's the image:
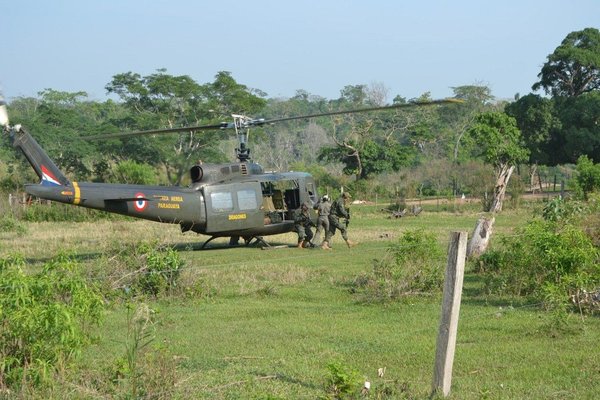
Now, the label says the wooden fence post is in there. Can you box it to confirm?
[432,231,468,397]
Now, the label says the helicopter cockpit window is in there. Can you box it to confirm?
[210,192,233,212]
[237,189,258,211]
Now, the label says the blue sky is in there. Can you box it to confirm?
[1,0,598,102]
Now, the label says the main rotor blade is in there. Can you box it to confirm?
[82,121,230,140]
[256,98,463,126]
[82,97,462,140]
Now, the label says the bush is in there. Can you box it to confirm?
[323,361,363,399]
[0,253,104,389]
[540,196,583,222]
[480,218,600,312]
[100,242,185,298]
[0,214,28,235]
[574,155,600,200]
[350,229,444,303]
[137,244,184,296]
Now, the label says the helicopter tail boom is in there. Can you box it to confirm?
[6,125,71,187]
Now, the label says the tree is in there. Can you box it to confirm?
[505,94,562,191]
[319,84,429,180]
[444,85,497,162]
[554,92,600,163]
[105,70,267,185]
[574,155,600,199]
[532,27,600,97]
[252,91,330,170]
[6,90,124,181]
[467,112,529,213]
[505,94,560,165]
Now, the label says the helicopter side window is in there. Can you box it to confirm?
[261,182,274,195]
[237,189,258,211]
[307,182,318,205]
[210,191,233,212]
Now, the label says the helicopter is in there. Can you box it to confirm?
[0,93,460,248]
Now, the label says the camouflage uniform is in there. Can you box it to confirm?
[326,193,356,248]
[294,203,314,247]
[313,196,331,249]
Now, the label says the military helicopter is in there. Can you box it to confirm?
[0,93,459,248]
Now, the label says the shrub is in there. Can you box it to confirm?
[0,214,28,235]
[540,196,583,222]
[480,219,600,313]
[350,229,444,303]
[137,244,184,296]
[323,361,363,399]
[0,253,104,389]
[101,242,185,298]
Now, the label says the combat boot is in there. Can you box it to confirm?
[321,241,332,250]
[345,239,357,248]
[297,241,304,248]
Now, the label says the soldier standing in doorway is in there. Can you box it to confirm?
[327,192,357,248]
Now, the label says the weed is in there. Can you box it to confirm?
[349,229,444,303]
[323,361,363,399]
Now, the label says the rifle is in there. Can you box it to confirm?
[345,209,350,228]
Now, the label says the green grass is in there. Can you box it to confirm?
[2,203,599,399]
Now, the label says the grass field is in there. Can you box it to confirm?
[2,202,599,399]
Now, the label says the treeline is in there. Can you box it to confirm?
[2,28,599,200]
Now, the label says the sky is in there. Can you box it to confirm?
[0,0,598,103]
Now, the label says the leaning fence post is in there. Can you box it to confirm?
[432,231,468,397]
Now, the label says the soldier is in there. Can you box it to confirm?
[313,194,332,250]
[327,192,357,248]
[294,202,315,248]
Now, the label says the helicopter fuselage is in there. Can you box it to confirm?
[10,124,318,242]
[26,171,317,239]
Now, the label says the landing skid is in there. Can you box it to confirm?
[200,235,283,249]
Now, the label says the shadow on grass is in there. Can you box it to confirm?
[461,273,539,310]
[169,240,293,252]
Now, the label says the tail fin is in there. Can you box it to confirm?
[2,93,69,186]
[9,125,70,186]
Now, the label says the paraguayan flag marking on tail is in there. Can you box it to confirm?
[41,165,62,186]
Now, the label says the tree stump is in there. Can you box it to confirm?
[467,216,495,258]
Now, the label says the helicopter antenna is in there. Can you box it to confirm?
[232,114,253,162]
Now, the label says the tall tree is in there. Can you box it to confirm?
[445,85,497,162]
[105,70,266,184]
[467,112,530,213]
[555,91,600,163]
[505,94,562,190]
[532,27,600,97]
